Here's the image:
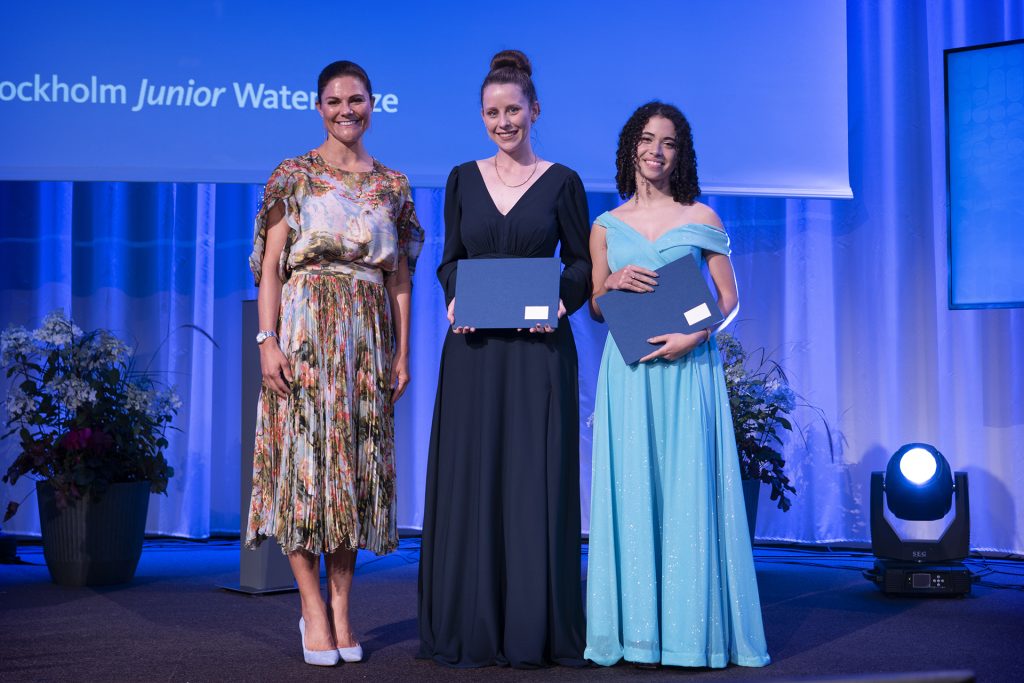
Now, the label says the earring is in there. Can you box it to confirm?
[635,175,650,204]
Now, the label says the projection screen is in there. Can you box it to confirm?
[0,1,850,197]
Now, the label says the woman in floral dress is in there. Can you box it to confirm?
[245,60,423,666]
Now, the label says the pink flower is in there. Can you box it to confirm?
[60,428,93,451]
[59,427,113,452]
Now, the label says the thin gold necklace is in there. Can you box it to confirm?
[494,154,539,188]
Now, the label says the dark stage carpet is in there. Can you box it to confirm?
[1,539,1022,682]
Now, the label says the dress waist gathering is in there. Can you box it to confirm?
[292,261,384,285]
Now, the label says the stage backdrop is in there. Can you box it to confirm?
[1,1,1023,554]
[0,0,849,197]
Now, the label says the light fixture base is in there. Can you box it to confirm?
[865,558,973,596]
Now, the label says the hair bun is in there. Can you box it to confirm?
[489,49,532,76]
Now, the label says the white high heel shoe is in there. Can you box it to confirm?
[326,601,363,662]
[337,642,364,663]
[299,618,340,666]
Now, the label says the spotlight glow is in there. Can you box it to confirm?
[899,447,938,485]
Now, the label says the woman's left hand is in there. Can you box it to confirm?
[638,330,708,363]
[392,353,410,402]
[528,299,567,334]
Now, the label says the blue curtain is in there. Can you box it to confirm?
[2,1,1022,553]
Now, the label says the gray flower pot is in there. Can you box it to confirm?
[36,480,151,586]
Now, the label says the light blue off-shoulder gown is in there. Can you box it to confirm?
[584,212,770,668]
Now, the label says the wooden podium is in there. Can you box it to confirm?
[219,300,296,595]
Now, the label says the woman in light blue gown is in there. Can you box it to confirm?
[585,102,770,669]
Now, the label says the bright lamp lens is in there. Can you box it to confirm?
[899,447,937,485]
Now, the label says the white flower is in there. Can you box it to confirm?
[123,383,150,414]
[32,310,78,347]
[148,386,182,419]
[71,332,129,373]
[52,375,97,413]
[0,326,34,365]
[4,387,35,421]
[95,332,129,365]
[4,312,181,456]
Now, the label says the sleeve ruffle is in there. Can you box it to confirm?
[395,175,425,275]
[248,160,305,286]
[669,224,731,256]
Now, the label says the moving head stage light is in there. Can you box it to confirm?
[865,443,973,596]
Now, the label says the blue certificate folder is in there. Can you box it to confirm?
[597,255,724,364]
[454,257,561,329]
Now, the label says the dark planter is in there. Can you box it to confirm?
[0,533,17,562]
[741,477,760,543]
[36,480,151,586]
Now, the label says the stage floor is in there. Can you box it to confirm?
[1,539,1022,682]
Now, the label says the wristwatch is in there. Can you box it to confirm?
[255,330,278,345]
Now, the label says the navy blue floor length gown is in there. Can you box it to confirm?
[417,161,591,668]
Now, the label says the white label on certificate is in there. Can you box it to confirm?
[524,306,549,320]
[684,303,712,326]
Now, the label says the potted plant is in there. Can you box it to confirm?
[1,310,179,585]
[718,332,834,539]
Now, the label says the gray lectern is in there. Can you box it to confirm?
[219,300,296,595]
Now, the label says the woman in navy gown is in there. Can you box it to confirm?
[417,49,590,668]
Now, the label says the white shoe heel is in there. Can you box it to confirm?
[337,642,364,663]
[299,618,340,666]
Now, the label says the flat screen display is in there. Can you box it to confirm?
[946,38,1024,309]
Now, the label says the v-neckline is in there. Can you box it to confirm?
[602,213,711,245]
[472,161,558,218]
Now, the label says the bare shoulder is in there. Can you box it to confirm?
[608,201,637,221]
[685,201,725,232]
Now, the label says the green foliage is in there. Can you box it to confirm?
[1,311,179,520]
[718,332,807,512]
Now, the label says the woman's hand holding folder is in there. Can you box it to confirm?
[603,262,710,363]
[605,264,659,293]
[525,299,566,333]
[447,298,476,334]
[449,296,567,334]
[637,328,710,364]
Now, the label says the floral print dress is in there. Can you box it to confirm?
[246,150,423,556]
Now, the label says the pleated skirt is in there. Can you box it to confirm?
[246,267,398,556]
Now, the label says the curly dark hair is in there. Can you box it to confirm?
[615,101,699,204]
